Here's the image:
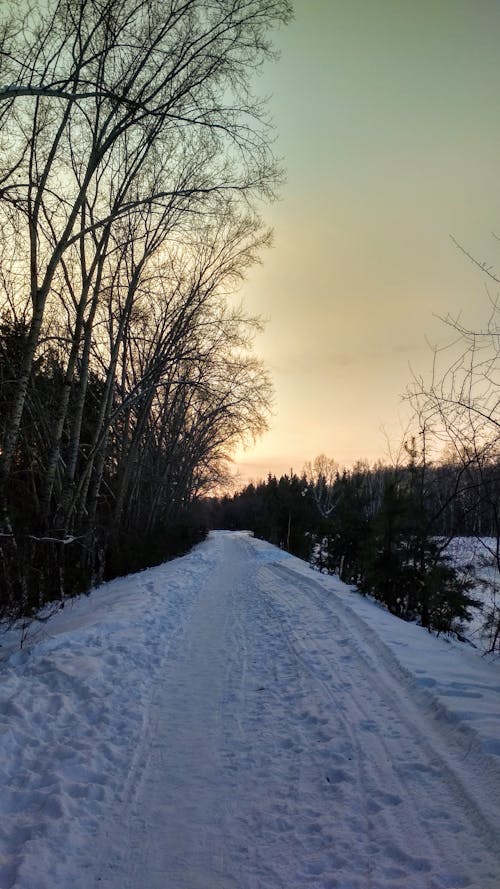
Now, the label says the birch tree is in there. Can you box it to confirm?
[0,0,289,618]
[0,0,291,529]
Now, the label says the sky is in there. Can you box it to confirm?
[232,0,500,484]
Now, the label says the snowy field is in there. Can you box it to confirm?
[1,531,499,888]
[440,536,499,652]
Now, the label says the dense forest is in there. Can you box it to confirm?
[212,446,499,643]
[0,0,292,621]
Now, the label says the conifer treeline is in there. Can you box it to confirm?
[213,452,499,640]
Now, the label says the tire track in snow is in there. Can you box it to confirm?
[89,533,500,889]
[261,559,500,888]
[258,566,440,887]
[270,560,500,803]
[93,536,365,887]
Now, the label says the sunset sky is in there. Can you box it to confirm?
[233,0,500,483]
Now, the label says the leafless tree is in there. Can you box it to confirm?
[0,0,291,529]
[0,0,289,619]
[304,454,340,518]
[407,294,499,649]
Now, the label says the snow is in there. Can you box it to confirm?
[1,531,499,888]
[440,536,499,652]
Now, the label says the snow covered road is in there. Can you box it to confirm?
[1,531,500,888]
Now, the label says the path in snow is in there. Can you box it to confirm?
[92,533,500,889]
